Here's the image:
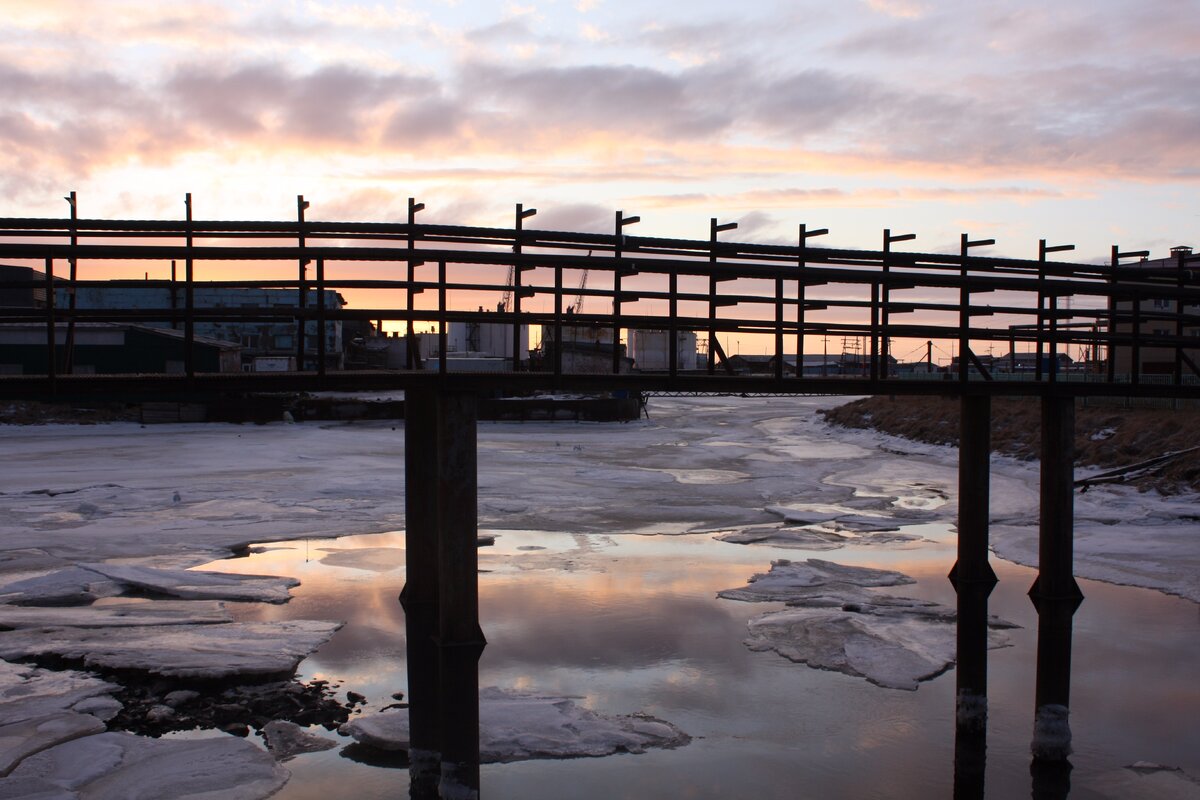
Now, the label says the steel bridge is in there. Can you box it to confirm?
[2,201,1196,795]
[1,200,1198,399]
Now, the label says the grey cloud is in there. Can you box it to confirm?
[165,62,437,141]
[384,98,465,146]
[466,17,537,44]
[460,61,733,139]
[531,203,613,233]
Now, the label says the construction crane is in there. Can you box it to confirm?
[568,251,592,314]
[499,264,515,312]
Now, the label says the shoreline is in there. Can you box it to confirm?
[821,395,1200,494]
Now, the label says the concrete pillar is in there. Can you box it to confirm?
[436,391,485,799]
[400,387,441,796]
[950,395,997,733]
[1028,395,1083,763]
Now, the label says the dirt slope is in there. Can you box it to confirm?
[821,396,1200,493]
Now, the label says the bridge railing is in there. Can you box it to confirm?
[1,204,1198,397]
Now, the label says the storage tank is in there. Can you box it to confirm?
[630,330,697,371]
[447,317,529,362]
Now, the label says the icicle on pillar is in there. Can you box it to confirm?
[1028,395,1083,763]
[400,387,441,797]
[436,390,486,799]
[950,394,996,798]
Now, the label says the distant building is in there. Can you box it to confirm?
[57,283,346,371]
[1111,246,1200,376]
[993,351,1074,374]
[0,323,240,375]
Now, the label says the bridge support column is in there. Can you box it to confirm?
[950,395,996,797]
[436,390,485,799]
[401,388,485,799]
[1028,395,1083,763]
[401,387,441,796]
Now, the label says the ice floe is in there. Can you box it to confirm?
[78,564,298,604]
[0,731,288,799]
[720,559,1015,690]
[262,719,337,761]
[0,600,231,629]
[0,661,118,728]
[717,559,915,603]
[1089,763,1200,799]
[0,660,121,777]
[0,567,123,607]
[340,687,690,762]
[0,620,342,679]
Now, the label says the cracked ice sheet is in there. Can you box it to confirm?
[0,620,342,679]
[0,600,231,629]
[719,559,1015,690]
[78,563,298,604]
[0,731,288,800]
[0,660,121,778]
[1087,763,1200,799]
[821,412,1200,604]
[0,661,118,728]
[339,687,690,762]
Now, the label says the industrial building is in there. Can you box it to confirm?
[60,283,346,371]
[0,323,241,375]
[628,330,699,371]
[1111,246,1199,376]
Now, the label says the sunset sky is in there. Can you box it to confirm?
[2,0,1197,351]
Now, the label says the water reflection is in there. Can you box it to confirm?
[200,529,1200,799]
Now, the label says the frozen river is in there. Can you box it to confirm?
[1,396,1198,798]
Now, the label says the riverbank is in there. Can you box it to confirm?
[821,396,1200,493]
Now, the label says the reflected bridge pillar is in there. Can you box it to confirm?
[401,387,486,799]
[1028,395,1083,764]
[950,395,997,799]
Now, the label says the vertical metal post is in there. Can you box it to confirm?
[184,194,195,380]
[44,258,56,388]
[960,234,971,383]
[708,218,718,375]
[880,231,913,381]
[668,268,678,378]
[1037,241,1048,382]
[1131,289,1141,386]
[513,204,536,372]
[774,271,784,382]
[950,395,997,741]
[436,391,485,798]
[959,235,996,382]
[64,192,77,374]
[1028,395,1083,763]
[613,211,639,374]
[400,387,441,796]
[315,258,326,378]
[170,260,178,330]
[1107,246,1118,383]
[1175,249,1186,386]
[796,225,828,377]
[797,225,807,378]
[707,218,737,375]
[296,195,309,371]
[407,198,426,370]
[1040,242,1074,384]
[554,264,563,382]
[438,261,447,377]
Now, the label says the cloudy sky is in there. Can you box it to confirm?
[2,0,1196,267]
